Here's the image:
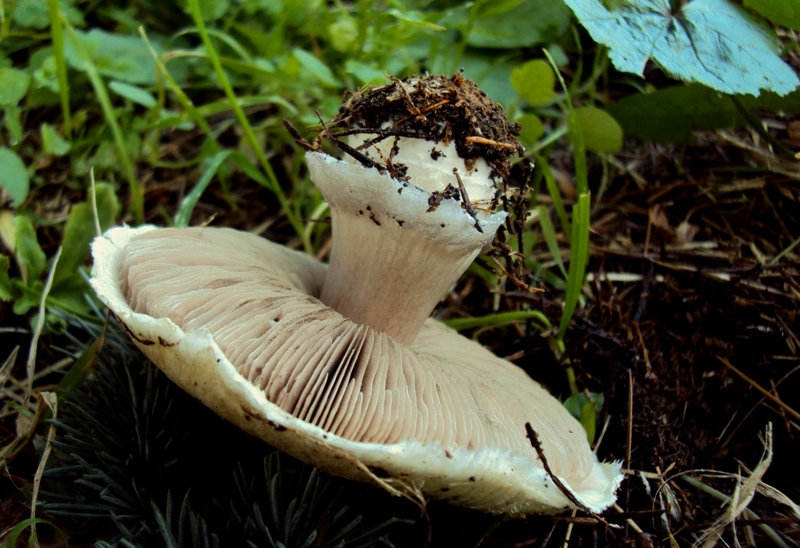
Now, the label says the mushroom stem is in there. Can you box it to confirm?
[320,213,482,346]
[307,151,505,346]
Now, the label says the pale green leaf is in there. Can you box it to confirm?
[345,60,388,85]
[573,106,623,153]
[292,48,339,87]
[3,106,23,145]
[0,68,31,107]
[387,8,446,30]
[511,60,555,106]
[517,113,545,146]
[65,29,158,85]
[41,123,71,156]
[109,80,158,108]
[564,0,800,95]
[0,147,29,205]
[328,18,358,52]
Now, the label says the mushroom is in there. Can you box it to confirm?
[90,74,622,515]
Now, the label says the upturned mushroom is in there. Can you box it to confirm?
[90,74,622,515]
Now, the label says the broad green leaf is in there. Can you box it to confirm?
[0,68,31,107]
[65,29,158,85]
[292,48,339,87]
[609,84,800,143]
[517,113,545,146]
[468,0,571,48]
[13,286,42,315]
[40,123,71,156]
[573,106,623,153]
[510,60,555,106]
[109,80,158,108]
[742,87,800,114]
[14,216,46,285]
[0,254,13,301]
[607,84,745,143]
[0,148,29,206]
[564,0,800,96]
[744,0,800,32]
[475,0,527,18]
[54,183,120,285]
[48,272,95,316]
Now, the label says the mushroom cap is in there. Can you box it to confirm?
[91,224,622,515]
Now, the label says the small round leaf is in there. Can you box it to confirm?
[517,114,545,146]
[573,107,623,153]
[510,60,555,106]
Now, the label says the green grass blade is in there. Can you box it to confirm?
[174,150,234,227]
[444,310,552,332]
[175,27,254,63]
[544,48,588,196]
[47,0,72,140]
[534,153,570,235]
[536,204,567,279]
[56,330,104,394]
[558,192,591,340]
[5,518,69,548]
[61,15,143,225]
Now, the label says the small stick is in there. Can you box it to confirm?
[489,256,545,293]
[465,136,518,149]
[452,168,483,233]
[389,75,422,117]
[525,422,616,527]
[315,111,381,170]
[282,118,316,151]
